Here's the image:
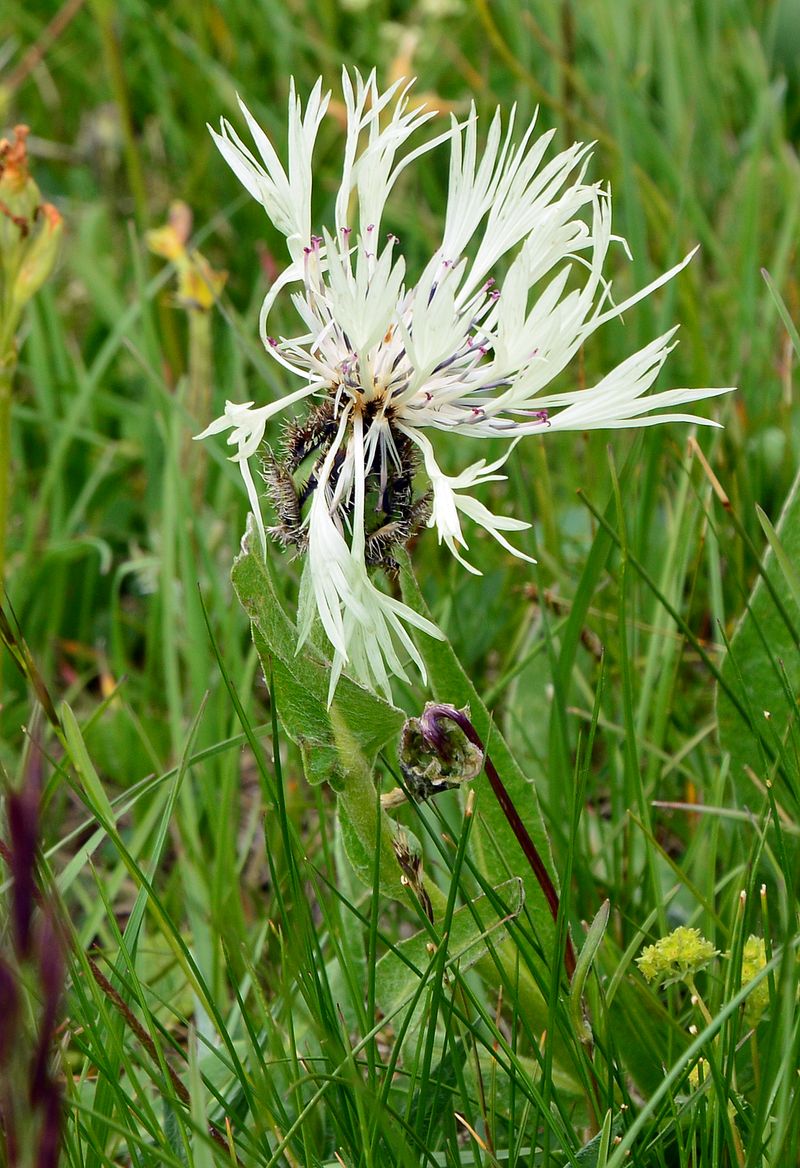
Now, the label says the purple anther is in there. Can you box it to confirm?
[267,336,279,348]
[520,407,550,425]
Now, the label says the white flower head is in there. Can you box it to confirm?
[198,69,733,700]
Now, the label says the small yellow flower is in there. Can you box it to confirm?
[146,201,227,312]
[637,926,718,987]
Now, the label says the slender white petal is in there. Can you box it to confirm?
[194,384,320,552]
[209,84,330,261]
[404,428,534,571]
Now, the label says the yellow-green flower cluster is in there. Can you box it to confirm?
[637,926,718,988]
[688,1057,710,1090]
[740,935,770,1026]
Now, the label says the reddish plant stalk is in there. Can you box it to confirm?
[420,703,576,982]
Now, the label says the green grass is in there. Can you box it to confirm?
[1,1,800,1165]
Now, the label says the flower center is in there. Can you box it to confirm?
[263,399,430,574]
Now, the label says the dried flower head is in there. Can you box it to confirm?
[0,126,63,330]
[637,926,718,988]
[197,70,733,700]
[399,701,484,801]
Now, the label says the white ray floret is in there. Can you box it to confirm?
[197,69,733,700]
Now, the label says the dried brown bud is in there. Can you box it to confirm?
[0,126,62,329]
[399,702,484,802]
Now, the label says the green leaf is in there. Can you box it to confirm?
[762,267,800,359]
[188,1028,216,1168]
[374,877,524,1034]
[569,899,610,1043]
[756,503,800,615]
[61,701,116,823]
[231,521,406,776]
[231,521,410,899]
[575,1110,624,1167]
[717,470,800,783]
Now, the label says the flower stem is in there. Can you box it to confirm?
[686,975,714,1027]
[186,307,212,505]
[421,703,576,981]
[0,350,17,584]
[91,0,148,226]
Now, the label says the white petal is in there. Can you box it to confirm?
[202,73,736,703]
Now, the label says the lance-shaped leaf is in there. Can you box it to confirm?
[374,877,524,1040]
[231,520,409,898]
[232,521,406,772]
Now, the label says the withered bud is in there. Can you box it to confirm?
[393,830,433,922]
[399,702,484,802]
[0,126,63,326]
[0,126,35,206]
[13,202,63,306]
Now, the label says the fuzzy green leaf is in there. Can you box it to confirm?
[231,521,410,899]
[231,522,406,777]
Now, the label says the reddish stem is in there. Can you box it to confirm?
[421,704,576,982]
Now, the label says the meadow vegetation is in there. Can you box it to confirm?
[1,1,800,1164]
